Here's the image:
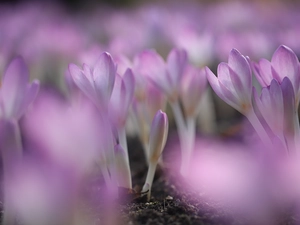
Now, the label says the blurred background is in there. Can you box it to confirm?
[0,0,299,131]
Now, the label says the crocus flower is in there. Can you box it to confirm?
[109,69,135,128]
[0,56,39,120]
[24,94,104,176]
[206,49,273,147]
[109,69,135,172]
[253,78,298,152]
[142,110,168,201]
[252,45,300,105]
[68,52,117,110]
[134,48,187,102]
[180,65,207,118]
[206,48,252,115]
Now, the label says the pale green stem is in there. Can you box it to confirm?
[170,101,191,177]
[181,116,196,176]
[117,126,129,165]
[142,162,157,201]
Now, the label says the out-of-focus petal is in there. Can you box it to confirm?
[166,48,187,87]
[149,110,168,163]
[15,80,40,120]
[206,66,226,100]
[93,52,116,105]
[256,59,273,87]
[69,63,96,103]
[1,57,29,118]
[228,48,252,91]
[271,45,299,84]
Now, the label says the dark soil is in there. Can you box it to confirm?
[114,137,243,225]
[113,136,297,225]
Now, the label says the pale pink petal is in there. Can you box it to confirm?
[228,49,252,92]
[69,63,96,104]
[93,52,117,105]
[1,57,29,118]
[166,48,187,87]
[257,59,273,87]
[271,45,299,84]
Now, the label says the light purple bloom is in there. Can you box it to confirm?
[180,65,207,118]
[69,52,117,109]
[0,56,39,120]
[252,45,300,105]
[24,94,104,175]
[206,48,252,114]
[134,48,187,102]
[109,68,135,128]
[253,78,297,151]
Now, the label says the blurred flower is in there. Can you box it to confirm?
[109,69,135,128]
[0,56,39,120]
[135,48,187,102]
[69,52,117,110]
[252,45,300,105]
[24,93,104,176]
[206,48,252,114]
[180,65,207,118]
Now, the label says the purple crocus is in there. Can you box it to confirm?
[253,77,298,152]
[109,68,135,128]
[0,56,39,120]
[252,45,300,105]
[180,65,207,118]
[206,49,273,147]
[68,52,117,110]
[134,48,187,102]
[206,48,252,115]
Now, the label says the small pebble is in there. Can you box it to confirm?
[166,196,173,200]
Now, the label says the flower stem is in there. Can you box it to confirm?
[117,126,129,165]
[246,107,273,148]
[142,162,157,201]
[170,101,192,177]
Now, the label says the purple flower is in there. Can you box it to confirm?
[253,77,297,151]
[0,56,39,120]
[180,65,207,118]
[206,48,252,114]
[109,68,135,128]
[24,93,104,175]
[134,48,187,102]
[69,52,117,109]
[252,45,300,105]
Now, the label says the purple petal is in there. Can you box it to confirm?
[122,68,135,112]
[69,63,96,104]
[257,59,273,87]
[228,49,252,92]
[281,77,296,135]
[149,110,168,162]
[181,66,207,116]
[206,67,240,111]
[93,52,117,105]
[135,50,167,90]
[166,48,187,87]
[271,45,299,84]
[206,66,225,100]
[1,57,29,118]
[15,80,40,119]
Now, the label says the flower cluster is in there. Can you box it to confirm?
[0,1,300,224]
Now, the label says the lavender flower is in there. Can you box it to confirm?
[253,45,300,106]
[142,110,169,201]
[0,56,39,120]
[69,52,117,110]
